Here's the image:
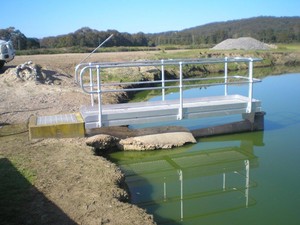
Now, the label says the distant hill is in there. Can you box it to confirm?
[148,16,300,45]
[183,16,300,36]
[1,16,299,51]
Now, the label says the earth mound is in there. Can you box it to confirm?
[212,37,276,50]
[3,61,68,85]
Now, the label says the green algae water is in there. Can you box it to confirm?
[109,73,300,225]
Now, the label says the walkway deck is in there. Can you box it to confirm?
[81,95,261,129]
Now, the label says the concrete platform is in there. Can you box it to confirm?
[29,113,85,139]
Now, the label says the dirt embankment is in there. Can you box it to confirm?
[0,124,155,225]
[0,52,158,225]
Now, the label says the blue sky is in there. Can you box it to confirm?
[1,0,300,38]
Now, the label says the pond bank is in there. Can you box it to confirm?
[0,124,157,225]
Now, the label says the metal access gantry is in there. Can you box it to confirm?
[75,57,262,129]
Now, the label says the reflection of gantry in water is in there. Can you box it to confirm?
[115,135,262,223]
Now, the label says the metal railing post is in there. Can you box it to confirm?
[89,63,94,106]
[75,64,80,84]
[161,59,165,101]
[96,65,102,127]
[247,58,253,113]
[224,57,228,96]
[178,62,183,120]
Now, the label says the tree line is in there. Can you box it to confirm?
[0,27,40,50]
[149,16,300,46]
[40,27,149,48]
[1,16,300,51]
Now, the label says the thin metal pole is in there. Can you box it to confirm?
[224,57,228,96]
[79,34,113,65]
[96,66,102,127]
[178,62,183,120]
[161,59,165,101]
[89,63,94,106]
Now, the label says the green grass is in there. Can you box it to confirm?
[16,46,161,55]
[152,48,210,60]
[16,42,300,56]
[276,43,300,51]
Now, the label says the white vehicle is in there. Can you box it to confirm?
[0,40,15,69]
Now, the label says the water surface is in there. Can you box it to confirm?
[109,73,300,225]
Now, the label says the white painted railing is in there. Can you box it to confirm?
[75,57,262,127]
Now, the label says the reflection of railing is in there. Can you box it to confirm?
[175,159,249,221]
[75,57,262,128]
[117,138,260,223]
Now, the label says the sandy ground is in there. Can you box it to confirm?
[0,52,157,225]
[1,51,161,124]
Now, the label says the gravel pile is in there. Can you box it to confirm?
[212,37,273,50]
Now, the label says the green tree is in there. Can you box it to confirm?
[0,27,27,50]
[26,38,40,49]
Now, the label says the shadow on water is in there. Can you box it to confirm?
[108,132,264,224]
[0,158,76,225]
[264,111,300,131]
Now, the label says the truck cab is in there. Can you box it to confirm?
[0,40,15,69]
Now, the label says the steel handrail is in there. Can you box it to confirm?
[77,57,262,127]
[79,76,261,94]
[75,57,262,83]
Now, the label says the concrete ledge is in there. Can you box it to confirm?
[192,111,265,138]
[29,113,85,139]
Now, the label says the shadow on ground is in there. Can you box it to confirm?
[0,158,76,225]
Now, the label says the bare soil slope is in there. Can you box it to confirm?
[0,52,157,225]
[1,51,158,124]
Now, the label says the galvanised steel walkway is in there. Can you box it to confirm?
[75,57,263,129]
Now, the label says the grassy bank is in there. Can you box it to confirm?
[16,43,300,55]
[97,45,300,85]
